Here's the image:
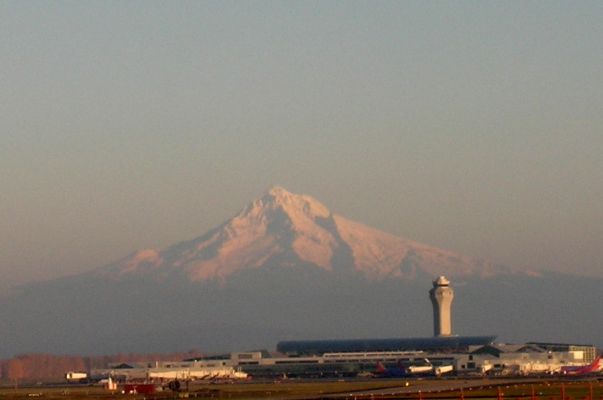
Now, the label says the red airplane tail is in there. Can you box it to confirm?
[580,356,602,374]
[376,362,387,374]
[396,360,408,373]
[588,356,602,372]
[561,355,602,375]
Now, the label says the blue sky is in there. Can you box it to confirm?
[1,1,602,288]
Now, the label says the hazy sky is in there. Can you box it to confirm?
[1,1,602,290]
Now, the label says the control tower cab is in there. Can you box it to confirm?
[429,276,454,337]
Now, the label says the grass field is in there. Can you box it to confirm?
[1,378,601,400]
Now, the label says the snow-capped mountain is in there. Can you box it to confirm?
[1,186,601,358]
[99,186,509,282]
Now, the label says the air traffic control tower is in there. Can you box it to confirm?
[429,276,454,336]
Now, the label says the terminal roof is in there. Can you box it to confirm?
[277,336,496,355]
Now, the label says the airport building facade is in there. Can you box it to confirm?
[276,336,496,356]
[90,276,598,381]
[92,341,597,381]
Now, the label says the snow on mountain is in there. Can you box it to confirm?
[98,186,510,282]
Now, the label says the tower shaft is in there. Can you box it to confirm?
[429,276,454,336]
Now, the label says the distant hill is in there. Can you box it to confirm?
[0,187,600,358]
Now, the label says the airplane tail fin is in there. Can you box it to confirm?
[396,360,407,374]
[590,356,602,371]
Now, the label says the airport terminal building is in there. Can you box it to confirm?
[92,277,599,380]
[276,336,496,356]
[223,277,597,378]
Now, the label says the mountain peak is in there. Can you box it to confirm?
[253,186,331,220]
[266,185,290,197]
[98,187,513,282]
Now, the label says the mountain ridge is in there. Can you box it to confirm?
[93,186,516,282]
[0,186,601,357]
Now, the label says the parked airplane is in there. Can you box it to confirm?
[434,365,454,376]
[65,371,88,383]
[375,359,454,378]
[375,361,412,378]
[148,367,248,380]
[559,356,602,375]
